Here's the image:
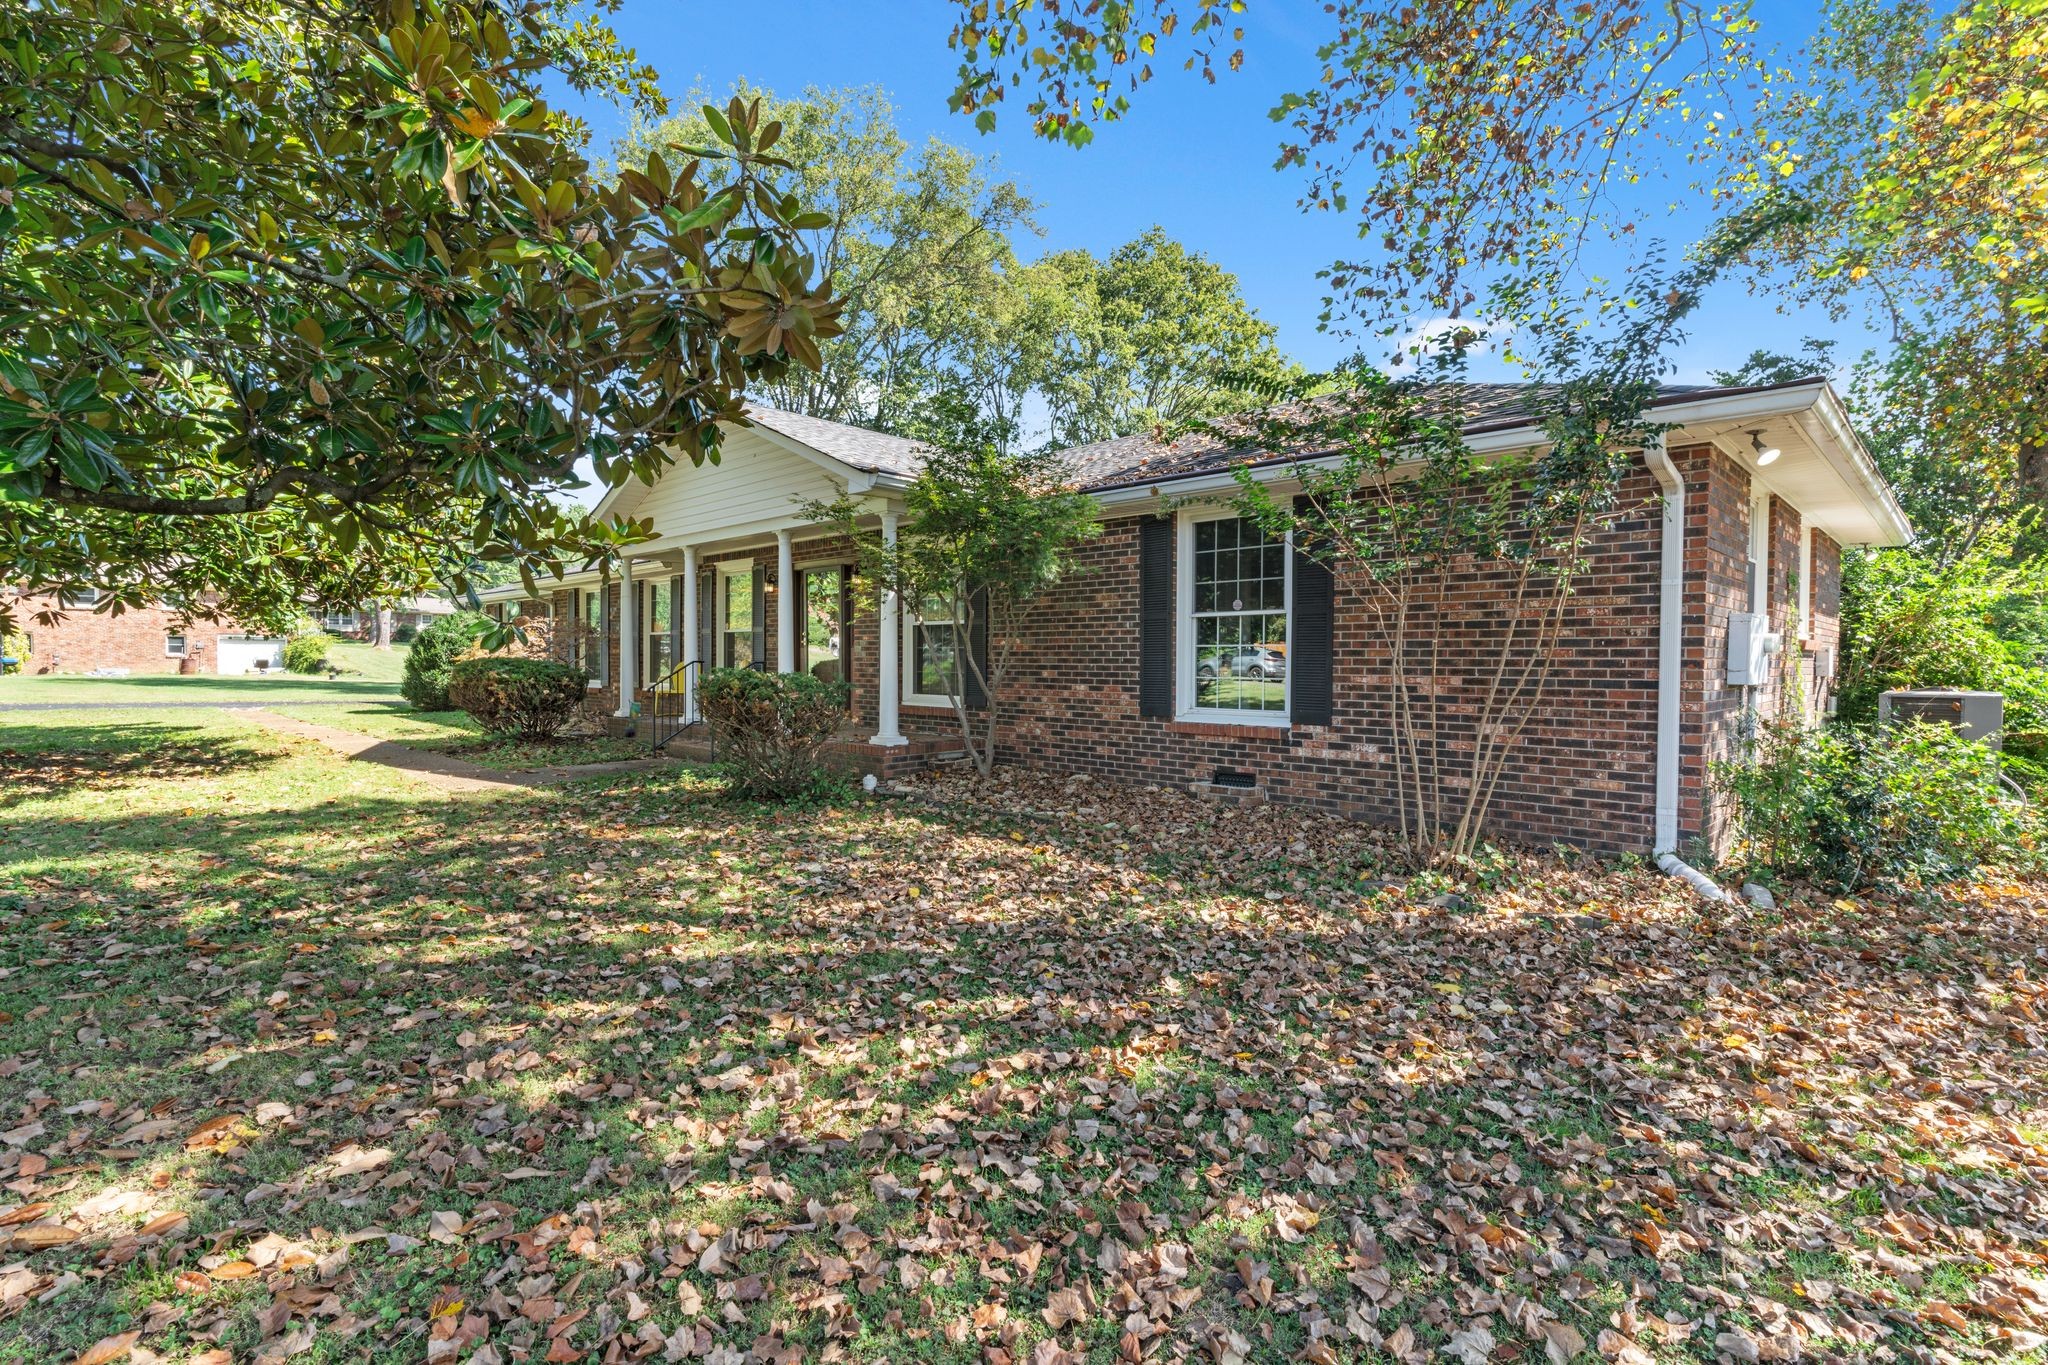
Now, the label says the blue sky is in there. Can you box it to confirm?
[558,1,1891,386]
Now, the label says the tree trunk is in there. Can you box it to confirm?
[372,605,394,650]
[2021,437,2048,507]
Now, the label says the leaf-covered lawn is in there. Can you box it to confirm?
[1,711,2045,1365]
[268,704,654,772]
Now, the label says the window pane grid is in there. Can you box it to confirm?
[1191,517,1287,714]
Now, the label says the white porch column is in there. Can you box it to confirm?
[872,509,907,746]
[614,557,637,719]
[775,529,796,674]
[680,545,700,722]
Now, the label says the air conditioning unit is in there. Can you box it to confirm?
[1725,613,1783,687]
[1879,689,2004,750]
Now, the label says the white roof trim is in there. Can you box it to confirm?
[1090,382,1910,547]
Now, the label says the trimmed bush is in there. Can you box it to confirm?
[1718,717,2042,891]
[699,667,849,799]
[283,631,332,674]
[392,623,418,644]
[402,611,490,710]
[447,657,587,739]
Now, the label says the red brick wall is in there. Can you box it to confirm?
[8,591,248,676]
[980,458,1672,853]
[1673,445,1752,851]
[1673,454,1847,855]
[1810,532,1843,715]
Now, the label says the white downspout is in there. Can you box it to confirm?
[1644,438,1730,903]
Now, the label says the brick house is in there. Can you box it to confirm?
[478,378,1909,856]
[4,588,288,676]
[314,596,455,642]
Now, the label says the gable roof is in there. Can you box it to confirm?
[745,405,927,479]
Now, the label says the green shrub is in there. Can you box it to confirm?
[1718,717,2041,891]
[402,611,490,710]
[283,631,332,674]
[447,657,587,739]
[392,623,418,644]
[699,667,849,799]
[1838,518,2048,791]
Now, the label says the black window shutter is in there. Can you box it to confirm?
[840,566,856,692]
[1138,517,1174,718]
[963,586,990,710]
[1291,499,1334,727]
[750,570,767,668]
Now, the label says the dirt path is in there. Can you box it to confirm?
[235,708,673,794]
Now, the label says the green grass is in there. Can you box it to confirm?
[0,643,407,705]
[0,708,2043,1363]
[0,670,403,704]
[325,639,409,684]
[268,702,654,770]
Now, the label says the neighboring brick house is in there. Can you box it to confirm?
[478,380,1909,855]
[315,596,455,641]
[4,589,284,676]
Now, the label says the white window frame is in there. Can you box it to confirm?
[577,586,606,688]
[902,600,961,709]
[59,586,101,610]
[716,563,757,670]
[323,610,359,632]
[1175,507,1292,727]
[164,633,188,658]
[643,579,674,688]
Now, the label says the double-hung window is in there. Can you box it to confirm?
[1180,512,1289,720]
[575,587,605,685]
[644,581,673,687]
[905,602,961,707]
[165,634,187,658]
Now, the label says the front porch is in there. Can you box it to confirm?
[602,713,968,781]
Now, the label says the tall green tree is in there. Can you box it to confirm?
[943,0,2044,524]
[615,83,1038,435]
[1036,226,1297,446]
[806,444,1101,775]
[0,1,840,634]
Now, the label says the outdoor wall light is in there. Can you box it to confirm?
[1748,430,1782,467]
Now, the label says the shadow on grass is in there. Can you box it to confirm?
[0,719,283,810]
[3,747,2047,1362]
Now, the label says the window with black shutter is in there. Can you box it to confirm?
[1138,517,1174,718]
[1290,529,1334,727]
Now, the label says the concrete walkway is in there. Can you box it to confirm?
[236,709,674,794]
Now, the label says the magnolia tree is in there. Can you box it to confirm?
[0,1,842,636]
[808,445,1100,775]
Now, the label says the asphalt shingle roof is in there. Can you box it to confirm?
[743,380,1806,493]
[745,405,928,478]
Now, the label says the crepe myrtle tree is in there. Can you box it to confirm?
[1222,242,1746,863]
[806,443,1100,775]
[0,0,843,636]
